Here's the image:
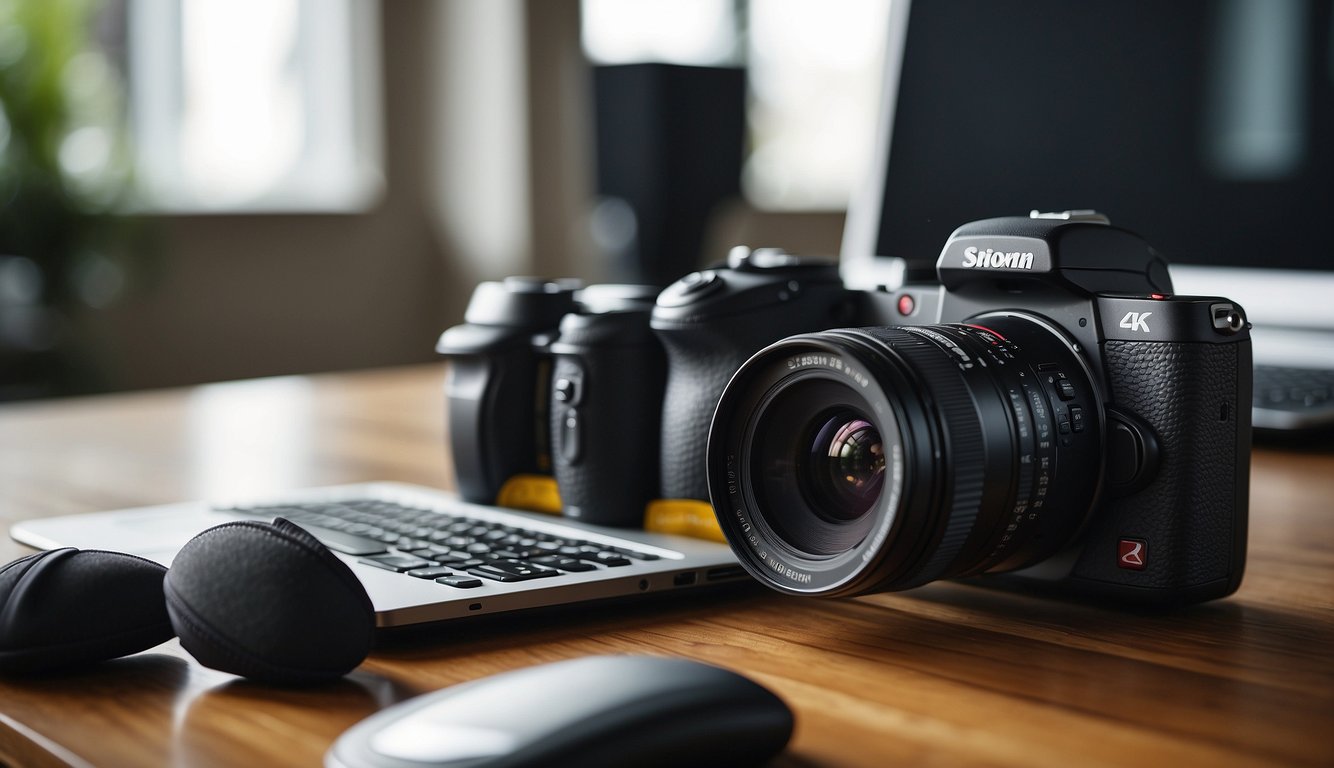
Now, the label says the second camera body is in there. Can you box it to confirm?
[546,285,666,526]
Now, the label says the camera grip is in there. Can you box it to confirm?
[445,350,549,504]
[1071,340,1250,599]
[551,344,666,527]
[658,330,761,501]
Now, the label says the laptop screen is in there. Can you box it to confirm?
[842,0,1334,290]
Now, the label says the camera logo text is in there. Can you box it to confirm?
[961,246,1035,270]
[1119,311,1153,333]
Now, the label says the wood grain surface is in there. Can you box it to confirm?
[1,365,1331,767]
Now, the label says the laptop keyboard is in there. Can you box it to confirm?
[222,500,659,589]
[1253,365,1334,431]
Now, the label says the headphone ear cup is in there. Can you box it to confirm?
[0,548,174,675]
[163,518,375,685]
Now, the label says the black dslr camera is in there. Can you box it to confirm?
[653,212,1251,604]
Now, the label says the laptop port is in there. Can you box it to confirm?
[673,572,698,587]
[705,566,747,582]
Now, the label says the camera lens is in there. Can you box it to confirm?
[748,380,896,557]
[805,411,885,520]
[707,317,1103,597]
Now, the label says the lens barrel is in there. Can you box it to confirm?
[707,317,1103,597]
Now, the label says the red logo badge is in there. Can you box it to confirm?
[1118,538,1147,570]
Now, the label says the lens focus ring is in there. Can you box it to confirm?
[854,327,987,587]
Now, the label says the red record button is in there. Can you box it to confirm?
[896,293,916,316]
[1117,538,1148,570]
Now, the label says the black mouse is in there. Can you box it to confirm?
[325,655,794,768]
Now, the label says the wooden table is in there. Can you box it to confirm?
[1,365,1331,767]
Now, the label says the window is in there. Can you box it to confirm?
[128,0,383,212]
[745,0,891,210]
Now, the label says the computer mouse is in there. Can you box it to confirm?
[325,655,794,768]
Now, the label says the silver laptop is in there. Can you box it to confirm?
[841,0,1334,433]
[10,482,742,628]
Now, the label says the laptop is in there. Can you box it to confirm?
[9,482,743,628]
[841,0,1334,433]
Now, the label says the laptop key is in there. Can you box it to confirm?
[528,555,598,572]
[609,546,661,561]
[436,575,484,588]
[406,566,457,579]
[359,553,436,572]
[572,548,632,567]
[289,524,389,556]
[468,560,562,582]
[493,547,547,560]
[448,558,488,569]
[591,552,632,567]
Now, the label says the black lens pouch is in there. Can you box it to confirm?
[0,518,374,683]
[0,548,174,674]
[163,518,375,685]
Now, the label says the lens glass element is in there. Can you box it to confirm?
[749,379,894,557]
[804,411,885,523]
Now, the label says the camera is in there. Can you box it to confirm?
[663,212,1250,604]
[437,278,663,527]
[436,277,581,505]
[545,284,666,526]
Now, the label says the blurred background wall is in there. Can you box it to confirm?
[0,0,881,398]
[89,1,453,390]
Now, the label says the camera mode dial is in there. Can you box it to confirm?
[658,270,723,307]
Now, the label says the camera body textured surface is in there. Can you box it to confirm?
[1065,339,1250,598]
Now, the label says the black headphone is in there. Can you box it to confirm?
[0,518,375,684]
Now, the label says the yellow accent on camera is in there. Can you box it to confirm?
[495,482,726,544]
[643,499,726,543]
[495,474,563,515]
